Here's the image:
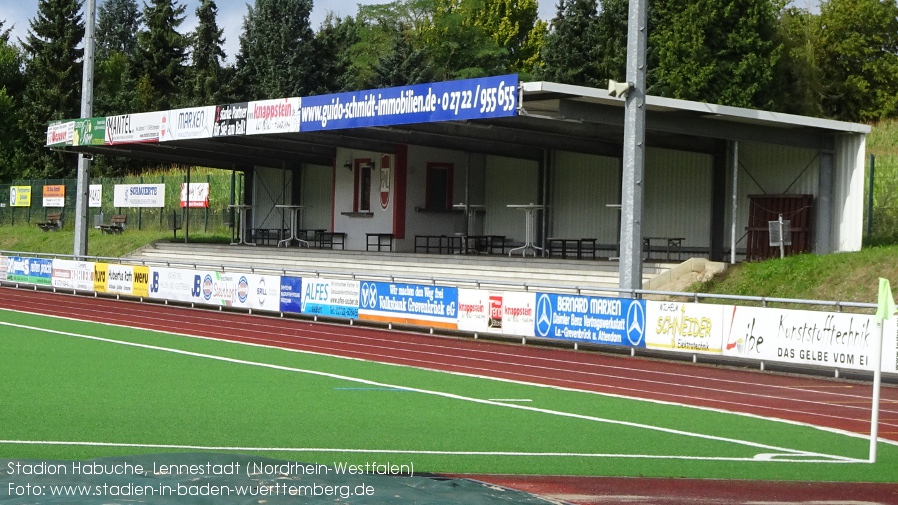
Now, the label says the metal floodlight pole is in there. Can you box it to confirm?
[619,0,648,291]
[74,0,97,259]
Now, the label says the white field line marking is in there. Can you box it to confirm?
[0,440,863,463]
[0,320,856,463]
[3,305,896,452]
[488,399,533,402]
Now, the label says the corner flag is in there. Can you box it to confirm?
[875,278,897,324]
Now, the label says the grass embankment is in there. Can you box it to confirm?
[0,225,229,259]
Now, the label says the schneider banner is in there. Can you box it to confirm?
[534,293,647,347]
[300,75,518,132]
[359,281,458,328]
[645,301,725,354]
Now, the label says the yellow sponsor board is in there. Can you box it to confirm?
[10,186,32,207]
[133,266,150,298]
[93,263,109,293]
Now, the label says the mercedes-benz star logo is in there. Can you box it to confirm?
[626,301,645,346]
[536,294,553,337]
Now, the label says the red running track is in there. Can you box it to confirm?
[2,287,898,504]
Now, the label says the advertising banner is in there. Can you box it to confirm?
[645,301,725,354]
[10,186,31,207]
[180,183,210,208]
[533,293,647,347]
[723,305,877,371]
[89,184,102,208]
[93,263,108,293]
[0,255,6,281]
[103,264,150,297]
[105,111,162,144]
[46,121,75,147]
[883,318,898,374]
[280,276,303,314]
[52,259,96,291]
[113,184,166,208]
[246,97,302,135]
[169,271,281,311]
[74,117,106,146]
[299,277,360,319]
[161,106,216,141]
[457,289,499,334]
[358,281,458,328]
[42,185,65,207]
[6,257,53,286]
[212,102,248,137]
[300,75,519,132]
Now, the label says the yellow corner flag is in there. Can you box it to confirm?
[876,277,897,324]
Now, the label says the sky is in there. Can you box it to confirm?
[3,0,559,63]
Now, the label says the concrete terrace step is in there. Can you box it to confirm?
[125,241,671,291]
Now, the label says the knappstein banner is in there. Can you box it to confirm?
[722,305,878,371]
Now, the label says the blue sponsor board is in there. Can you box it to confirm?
[280,276,303,314]
[534,293,646,347]
[300,75,518,132]
[300,277,360,319]
[359,281,458,322]
[6,257,53,285]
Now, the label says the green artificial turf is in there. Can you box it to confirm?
[1,308,896,482]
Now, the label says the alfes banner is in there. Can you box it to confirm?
[42,185,65,207]
[10,186,31,207]
[358,281,458,329]
[534,293,647,347]
[300,74,518,132]
[298,277,360,319]
[723,305,877,371]
[113,184,165,208]
[645,301,725,354]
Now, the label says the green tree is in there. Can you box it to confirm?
[466,0,546,76]
[371,22,436,87]
[0,21,26,181]
[233,0,317,100]
[539,0,603,86]
[771,6,824,117]
[134,0,188,110]
[817,0,898,121]
[650,0,781,109]
[96,0,141,60]
[184,0,227,104]
[18,0,84,178]
[308,14,361,94]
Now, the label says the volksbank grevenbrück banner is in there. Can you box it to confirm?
[359,281,458,328]
[534,293,647,347]
[300,75,518,131]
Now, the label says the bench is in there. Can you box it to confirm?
[37,213,63,232]
[643,237,684,261]
[548,238,598,259]
[170,212,183,239]
[318,232,346,250]
[99,214,127,234]
[465,235,506,254]
[366,233,394,252]
[415,235,462,254]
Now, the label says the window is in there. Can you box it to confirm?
[354,160,373,212]
[425,163,453,211]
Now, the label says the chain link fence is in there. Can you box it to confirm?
[866,154,898,245]
[0,170,242,234]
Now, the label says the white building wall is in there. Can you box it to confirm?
[549,151,620,244]
[643,148,714,249]
[834,134,866,252]
[332,148,395,251]
[301,163,334,231]
[483,156,539,244]
[404,146,472,245]
[252,165,292,231]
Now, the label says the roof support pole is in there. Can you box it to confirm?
[730,141,739,264]
[618,0,648,292]
[73,0,97,258]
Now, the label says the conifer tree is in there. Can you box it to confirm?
[539,0,603,86]
[18,0,84,178]
[185,0,227,104]
[134,0,188,110]
[96,0,141,60]
[0,21,26,180]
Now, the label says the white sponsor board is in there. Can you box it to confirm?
[52,259,96,291]
[646,301,725,354]
[881,317,898,374]
[148,268,281,311]
[456,289,535,337]
[148,267,196,302]
[113,184,166,208]
[161,106,216,141]
[723,305,878,371]
[89,184,102,208]
[105,111,162,144]
[106,263,136,295]
[299,277,360,318]
[46,121,74,147]
[0,255,6,281]
[246,97,301,135]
